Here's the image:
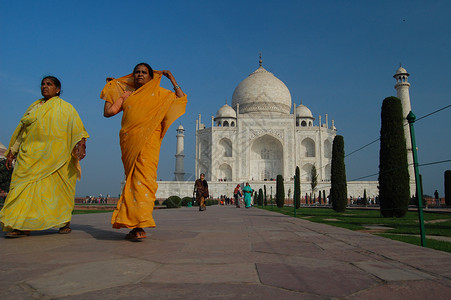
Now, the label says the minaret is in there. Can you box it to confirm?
[393,65,415,182]
[174,125,185,181]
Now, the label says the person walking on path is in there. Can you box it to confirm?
[234,184,242,208]
[101,63,187,240]
[1,76,89,238]
[194,173,209,211]
[434,190,440,207]
[243,182,253,208]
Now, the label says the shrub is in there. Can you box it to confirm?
[181,196,193,206]
[205,199,218,206]
[164,195,182,208]
[330,135,347,212]
[0,158,13,193]
[258,188,263,206]
[445,170,451,206]
[295,166,301,209]
[276,175,285,208]
[379,97,410,217]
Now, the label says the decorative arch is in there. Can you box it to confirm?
[302,163,313,181]
[324,164,331,181]
[250,134,283,180]
[231,121,235,127]
[324,139,332,158]
[219,138,232,157]
[198,139,211,178]
[301,138,315,157]
[218,163,232,181]
[301,120,307,127]
[223,120,229,127]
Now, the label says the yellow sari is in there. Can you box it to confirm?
[101,71,187,229]
[0,97,89,231]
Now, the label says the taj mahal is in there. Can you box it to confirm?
[156,57,415,200]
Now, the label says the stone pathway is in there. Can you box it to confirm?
[1,205,451,299]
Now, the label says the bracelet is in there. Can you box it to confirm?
[173,85,181,90]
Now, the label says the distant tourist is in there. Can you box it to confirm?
[194,173,209,211]
[434,190,440,207]
[243,182,253,208]
[0,76,89,238]
[234,184,242,208]
[101,63,187,240]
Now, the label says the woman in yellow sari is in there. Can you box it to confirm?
[0,76,89,238]
[101,63,187,239]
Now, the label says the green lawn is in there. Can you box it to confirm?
[259,206,451,253]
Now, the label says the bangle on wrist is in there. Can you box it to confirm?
[173,85,180,90]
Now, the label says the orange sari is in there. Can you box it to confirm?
[100,71,187,229]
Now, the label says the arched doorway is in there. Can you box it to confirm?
[250,135,283,180]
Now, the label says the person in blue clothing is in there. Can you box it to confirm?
[243,182,253,208]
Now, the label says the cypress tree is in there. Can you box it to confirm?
[379,97,410,217]
[445,170,451,206]
[258,188,263,206]
[0,158,13,193]
[295,166,301,209]
[264,185,267,206]
[323,190,326,205]
[363,189,367,206]
[311,165,318,195]
[330,135,347,212]
[276,175,285,208]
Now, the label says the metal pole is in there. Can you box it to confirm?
[407,111,426,247]
[294,175,297,217]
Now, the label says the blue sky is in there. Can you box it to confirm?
[1,0,450,197]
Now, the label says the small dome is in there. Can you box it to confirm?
[177,124,184,130]
[232,66,291,114]
[394,66,409,77]
[216,104,236,118]
[296,104,313,118]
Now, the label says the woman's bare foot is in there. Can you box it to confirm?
[59,222,72,234]
[125,228,147,240]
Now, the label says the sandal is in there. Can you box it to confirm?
[5,229,31,238]
[58,222,72,234]
[125,228,147,240]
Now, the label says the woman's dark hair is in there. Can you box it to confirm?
[133,62,154,79]
[42,76,62,96]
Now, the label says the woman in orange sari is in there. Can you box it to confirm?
[101,63,187,239]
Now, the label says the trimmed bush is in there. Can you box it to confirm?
[0,158,13,193]
[258,188,263,206]
[295,166,301,209]
[379,97,410,217]
[445,170,451,206]
[164,195,182,208]
[276,174,285,208]
[205,199,218,206]
[331,135,347,212]
[181,196,193,206]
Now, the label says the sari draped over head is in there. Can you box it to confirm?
[0,96,89,231]
[100,71,187,229]
[243,185,253,208]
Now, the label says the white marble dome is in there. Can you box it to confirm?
[216,104,236,118]
[296,104,313,118]
[395,66,409,76]
[232,66,292,114]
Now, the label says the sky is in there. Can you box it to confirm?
[0,0,450,197]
